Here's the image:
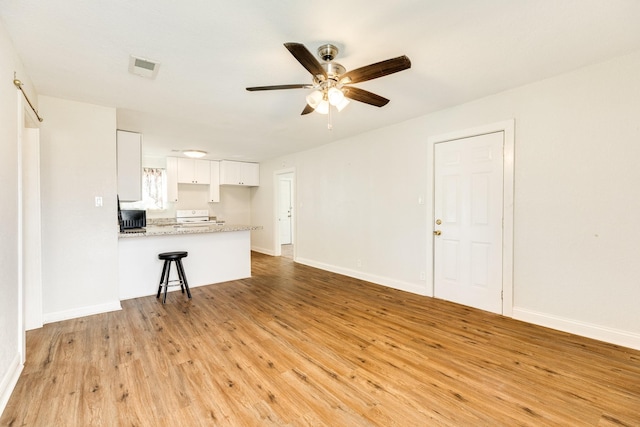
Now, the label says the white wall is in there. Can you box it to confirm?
[0,18,36,414]
[252,50,640,349]
[39,96,121,322]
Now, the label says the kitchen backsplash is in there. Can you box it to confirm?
[122,184,251,224]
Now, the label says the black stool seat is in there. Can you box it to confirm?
[157,251,192,304]
[159,251,188,260]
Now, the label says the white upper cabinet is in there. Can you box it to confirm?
[166,157,219,203]
[177,158,211,184]
[116,130,142,201]
[166,156,179,203]
[208,160,220,203]
[220,160,259,186]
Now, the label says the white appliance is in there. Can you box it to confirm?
[175,209,216,225]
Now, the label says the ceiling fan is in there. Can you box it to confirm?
[246,42,411,118]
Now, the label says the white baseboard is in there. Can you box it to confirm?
[251,245,275,256]
[43,300,122,324]
[513,307,640,351]
[0,353,23,417]
[295,257,429,296]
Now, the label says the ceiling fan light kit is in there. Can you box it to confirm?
[246,42,411,127]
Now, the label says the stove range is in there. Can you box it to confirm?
[175,209,217,225]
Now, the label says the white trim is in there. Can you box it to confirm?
[0,353,23,416]
[43,301,122,324]
[17,90,25,366]
[513,307,640,351]
[427,119,515,316]
[251,245,276,256]
[296,257,429,296]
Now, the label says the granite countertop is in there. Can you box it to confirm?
[119,223,262,238]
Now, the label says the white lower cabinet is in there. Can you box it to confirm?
[220,160,259,186]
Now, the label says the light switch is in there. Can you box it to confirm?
[95,196,103,207]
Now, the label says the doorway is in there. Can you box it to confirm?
[429,121,514,316]
[275,170,295,259]
[18,93,43,365]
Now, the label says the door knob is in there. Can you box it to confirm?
[434,230,442,236]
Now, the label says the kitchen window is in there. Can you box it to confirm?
[142,167,167,210]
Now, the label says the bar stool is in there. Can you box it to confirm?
[157,251,192,304]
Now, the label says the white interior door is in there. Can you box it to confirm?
[433,131,504,314]
[278,176,293,245]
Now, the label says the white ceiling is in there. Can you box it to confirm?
[2,0,640,162]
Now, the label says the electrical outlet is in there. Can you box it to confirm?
[357,259,362,268]
[419,271,426,281]
[95,196,103,207]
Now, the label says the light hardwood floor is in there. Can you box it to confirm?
[2,252,639,426]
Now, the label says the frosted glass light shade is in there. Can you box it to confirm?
[335,97,350,112]
[305,90,324,108]
[327,87,345,106]
[183,150,207,158]
[315,100,329,114]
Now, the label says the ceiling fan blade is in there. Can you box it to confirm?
[246,84,312,91]
[343,86,390,107]
[301,104,315,115]
[284,42,328,79]
[340,55,411,84]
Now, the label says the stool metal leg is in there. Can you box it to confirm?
[157,260,169,299]
[163,261,172,304]
[176,259,192,299]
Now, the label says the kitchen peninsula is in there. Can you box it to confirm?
[118,222,261,300]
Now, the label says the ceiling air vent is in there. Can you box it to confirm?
[128,55,160,79]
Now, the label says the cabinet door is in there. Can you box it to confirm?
[241,162,260,186]
[177,158,210,184]
[194,159,211,184]
[209,161,220,203]
[220,160,259,186]
[116,130,142,201]
[177,158,194,183]
[220,160,241,185]
[166,157,179,202]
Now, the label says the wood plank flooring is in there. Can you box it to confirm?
[2,252,640,426]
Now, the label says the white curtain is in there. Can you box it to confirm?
[142,168,166,210]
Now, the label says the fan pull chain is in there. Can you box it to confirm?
[327,104,333,130]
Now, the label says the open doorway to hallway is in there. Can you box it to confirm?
[276,170,295,259]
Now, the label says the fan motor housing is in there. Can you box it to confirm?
[314,62,346,86]
[317,44,339,61]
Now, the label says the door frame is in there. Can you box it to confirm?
[273,167,296,257]
[427,120,514,316]
[277,173,294,246]
[17,91,42,363]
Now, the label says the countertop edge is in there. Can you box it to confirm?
[119,224,262,238]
